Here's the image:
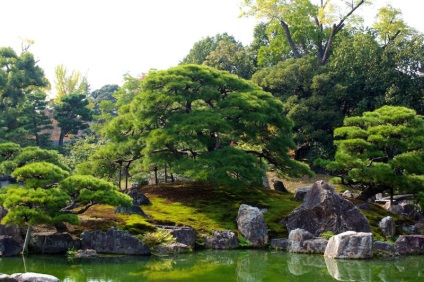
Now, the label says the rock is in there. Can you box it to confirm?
[0,225,23,245]
[324,231,373,259]
[342,190,358,198]
[30,232,81,254]
[127,189,151,205]
[157,226,196,247]
[387,205,403,216]
[401,225,419,234]
[288,228,328,254]
[114,205,148,216]
[81,227,150,255]
[74,249,98,258]
[293,186,311,202]
[205,230,239,250]
[153,243,191,255]
[11,272,60,282]
[273,181,288,193]
[236,204,268,247]
[395,235,424,255]
[378,216,396,237]
[373,241,398,257]
[270,238,289,250]
[286,180,371,236]
[355,203,371,211]
[0,274,18,282]
[0,236,22,257]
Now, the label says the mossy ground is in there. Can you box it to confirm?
[71,176,409,242]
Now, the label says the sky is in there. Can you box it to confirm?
[1,0,423,96]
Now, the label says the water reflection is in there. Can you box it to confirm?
[1,251,424,281]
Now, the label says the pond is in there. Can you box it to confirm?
[1,250,424,281]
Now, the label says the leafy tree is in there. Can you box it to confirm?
[124,64,311,186]
[53,64,88,103]
[12,161,70,188]
[53,93,93,146]
[241,0,367,66]
[316,106,424,204]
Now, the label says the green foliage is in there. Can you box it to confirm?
[320,231,334,239]
[237,236,251,247]
[12,162,70,188]
[141,229,176,247]
[321,106,424,202]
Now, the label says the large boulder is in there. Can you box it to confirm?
[0,236,21,257]
[378,216,396,237]
[114,205,148,216]
[0,274,18,282]
[157,226,196,247]
[324,231,373,259]
[205,230,239,250]
[286,180,371,236]
[81,227,150,255]
[236,204,268,247]
[11,273,60,282]
[29,232,81,254]
[127,189,151,205]
[270,238,289,250]
[293,186,311,202]
[395,235,424,255]
[288,228,328,254]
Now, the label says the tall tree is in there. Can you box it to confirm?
[53,64,88,103]
[241,0,367,66]
[53,94,93,146]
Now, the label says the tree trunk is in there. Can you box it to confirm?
[164,164,168,183]
[154,166,158,185]
[58,129,66,146]
[21,224,32,254]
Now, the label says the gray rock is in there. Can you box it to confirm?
[270,238,289,250]
[286,180,371,236]
[11,272,60,282]
[388,205,403,216]
[378,216,396,237]
[0,236,22,257]
[81,227,150,255]
[236,204,268,247]
[293,186,311,202]
[401,224,419,234]
[324,231,373,259]
[395,235,424,255]
[74,249,98,258]
[373,241,398,257]
[153,243,191,255]
[205,230,239,250]
[288,228,328,254]
[114,205,148,216]
[0,274,18,282]
[30,232,81,254]
[127,189,151,205]
[157,226,196,247]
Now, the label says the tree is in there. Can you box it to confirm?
[241,0,367,66]
[316,106,424,204]
[53,93,93,146]
[12,162,70,188]
[53,64,88,103]
[125,64,311,186]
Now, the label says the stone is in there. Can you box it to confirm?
[286,180,371,236]
[293,186,311,202]
[324,231,373,259]
[153,243,191,255]
[395,235,424,255]
[11,273,60,282]
[30,232,81,254]
[127,189,151,205]
[355,203,371,211]
[273,181,288,193]
[288,228,328,254]
[205,230,239,250]
[81,227,150,255]
[342,190,358,198]
[387,205,403,216]
[114,205,148,216]
[0,225,23,245]
[373,241,398,258]
[74,249,98,258]
[270,238,289,250]
[0,236,22,257]
[157,226,196,247]
[378,216,396,237]
[0,274,18,282]
[401,225,419,234]
[236,204,268,247]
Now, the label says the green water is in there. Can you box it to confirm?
[1,250,423,281]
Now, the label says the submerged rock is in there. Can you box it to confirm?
[286,180,371,236]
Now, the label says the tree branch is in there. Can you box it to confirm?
[280,20,301,59]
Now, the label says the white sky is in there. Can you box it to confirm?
[0,0,423,95]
